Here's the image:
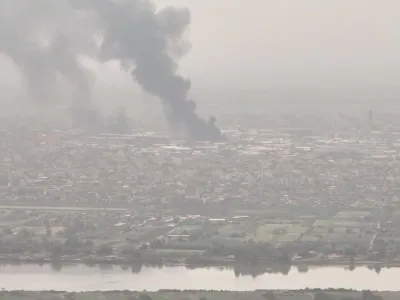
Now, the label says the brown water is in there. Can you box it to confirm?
[0,264,398,291]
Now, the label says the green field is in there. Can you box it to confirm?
[335,210,369,220]
[254,224,307,243]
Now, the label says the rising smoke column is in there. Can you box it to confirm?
[72,0,223,141]
[0,0,93,106]
[0,0,223,140]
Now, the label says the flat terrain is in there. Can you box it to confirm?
[0,290,396,300]
[0,205,398,267]
[0,205,128,212]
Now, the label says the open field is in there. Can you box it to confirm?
[253,224,307,243]
[0,204,399,268]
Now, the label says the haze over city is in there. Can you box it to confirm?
[1,1,400,299]
[1,0,400,120]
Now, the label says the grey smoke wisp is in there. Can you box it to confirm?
[0,0,92,106]
[0,0,223,141]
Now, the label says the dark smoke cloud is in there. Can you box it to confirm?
[0,0,223,141]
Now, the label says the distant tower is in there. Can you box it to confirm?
[368,109,373,128]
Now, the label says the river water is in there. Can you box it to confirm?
[0,264,398,291]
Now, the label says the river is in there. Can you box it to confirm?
[0,264,399,291]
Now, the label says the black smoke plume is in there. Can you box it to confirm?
[0,0,223,141]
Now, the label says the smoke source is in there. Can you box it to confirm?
[0,0,223,141]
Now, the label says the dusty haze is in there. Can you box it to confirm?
[1,0,400,120]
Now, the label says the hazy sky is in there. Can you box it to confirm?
[1,0,400,116]
[164,0,400,89]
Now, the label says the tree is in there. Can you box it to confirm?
[314,291,331,300]
[19,227,32,238]
[139,243,148,251]
[150,239,163,249]
[3,227,12,235]
[344,247,357,258]
[65,235,81,247]
[96,244,113,256]
[84,239,94,248]
[139,293,152,300]
[50,243,63,257]
[362,290,383,300]
[262,291,276,300]
[46,226,52,237]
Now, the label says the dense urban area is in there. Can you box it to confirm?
[2,0,400,296]
[0,112,399,277]
[0,111,398,299]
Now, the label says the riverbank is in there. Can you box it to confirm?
[0,290,397,300]
[0,255,399,270]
